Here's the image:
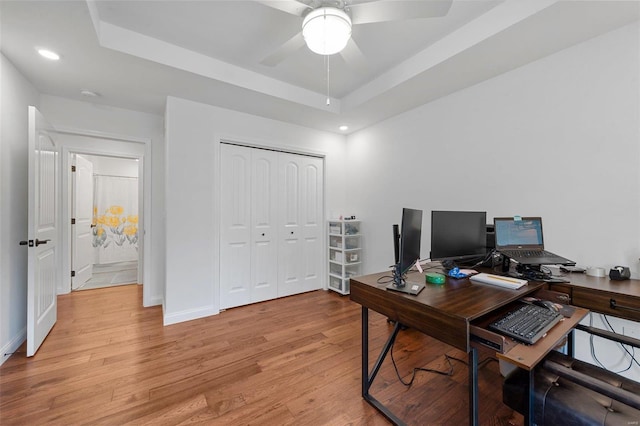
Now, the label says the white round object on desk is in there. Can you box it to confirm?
[586,267,606,277]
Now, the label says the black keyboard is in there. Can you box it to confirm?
[489,304,562,345]
[502,250,552,258]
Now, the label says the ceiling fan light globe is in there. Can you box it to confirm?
[302,7,352,55]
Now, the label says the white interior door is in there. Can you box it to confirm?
[278,154,302,297]
[71,154,93,289]
[251,149,279,303]
[220,144,252,309]
[278,154,323,296]
[220,145,279,308]
[299,155,323,292]
[25,106,59,357]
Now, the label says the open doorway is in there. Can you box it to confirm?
[58,129,152,306]
[71,154,140,291]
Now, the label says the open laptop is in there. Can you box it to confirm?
[493,217,575,265]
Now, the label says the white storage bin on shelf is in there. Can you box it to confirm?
[328,219,361,295]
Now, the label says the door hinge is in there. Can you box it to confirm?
[71,218,76,225]
[71,270,76,277]
[71,165,76,172]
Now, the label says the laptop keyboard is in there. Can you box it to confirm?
[502,250,552,258]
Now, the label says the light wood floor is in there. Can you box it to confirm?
[0,285,523,425]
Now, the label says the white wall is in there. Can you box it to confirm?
[346,22,640,382]
[575,313,640,383]
[0,53,40,365]
[84,155,139,178]
[40,96,164,306]
[164,97,348,325]
[347,21,640,278]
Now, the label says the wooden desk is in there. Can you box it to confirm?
[350,269,587,426]
[547,274,640,322]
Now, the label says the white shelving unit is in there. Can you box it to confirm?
[328,220,361,295]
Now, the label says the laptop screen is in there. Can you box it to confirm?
[494,217,544,249]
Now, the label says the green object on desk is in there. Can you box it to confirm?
[426,272,446,284]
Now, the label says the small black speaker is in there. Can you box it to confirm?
[486,224,495,249]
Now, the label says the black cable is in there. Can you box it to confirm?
[390,341,454,387]
[466,249,496,269]
[376,274,395,285]
[588,313,640,373]
[389,342,499,388]
[423,263,446,273]
[477,356,499,369]
[588,313,607,369]
[602,315,640,371]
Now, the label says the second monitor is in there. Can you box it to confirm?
[430,210,487,266]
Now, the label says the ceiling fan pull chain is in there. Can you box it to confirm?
[326,54,331,106]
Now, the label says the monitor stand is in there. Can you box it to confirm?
[386,281,425,295]
[386,266,425,295]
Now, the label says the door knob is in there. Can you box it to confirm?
[19,240,31,246]
[261,233,265,236]
[35,239,50,246]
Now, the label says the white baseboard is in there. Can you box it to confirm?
[1,327,27,367]
[163,305,219,326]
[144,295,163,308]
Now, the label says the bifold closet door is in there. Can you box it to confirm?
[219,144,278,309]
[278,153,323,297]
[220,145,323,308]
[250,148,279,303]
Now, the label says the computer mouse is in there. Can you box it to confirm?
[533,299,560,312]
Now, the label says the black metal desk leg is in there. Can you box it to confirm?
[361,306,405,425]
[526,368,534,426]
[469,347,479,426]
[567,329,575,357]
[362,306,369,397]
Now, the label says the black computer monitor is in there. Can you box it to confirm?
[430,210,487,266]
[388,208,425,295]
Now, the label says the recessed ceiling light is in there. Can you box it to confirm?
[37,48,60,60]
[339,125,349,131]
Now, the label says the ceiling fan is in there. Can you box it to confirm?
[257,0,453,67]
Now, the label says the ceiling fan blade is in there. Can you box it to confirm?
[255,0,312,17]
[349,0,453,25]
[260,32,306,66]
[339,38,367,71]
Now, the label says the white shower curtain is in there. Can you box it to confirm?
[92,175,138,264]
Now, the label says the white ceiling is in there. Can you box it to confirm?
[1,1,638,134]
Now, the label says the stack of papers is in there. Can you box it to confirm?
[469,273,527,289]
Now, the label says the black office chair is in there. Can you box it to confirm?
[503,326,640,425]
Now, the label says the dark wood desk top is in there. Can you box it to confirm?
[555,273,640,296]
[350,269,545,352]
[548,274,640,321]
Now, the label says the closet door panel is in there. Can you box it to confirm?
[220,144,251,309]
[251,150,278,303]
[278,154,303,297]
[300,156,323,292]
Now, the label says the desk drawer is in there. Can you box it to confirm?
[573,288,640,321]
[469,288,571,354]
[470,325,517,354]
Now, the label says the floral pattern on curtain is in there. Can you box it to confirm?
[92,175,138,264]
